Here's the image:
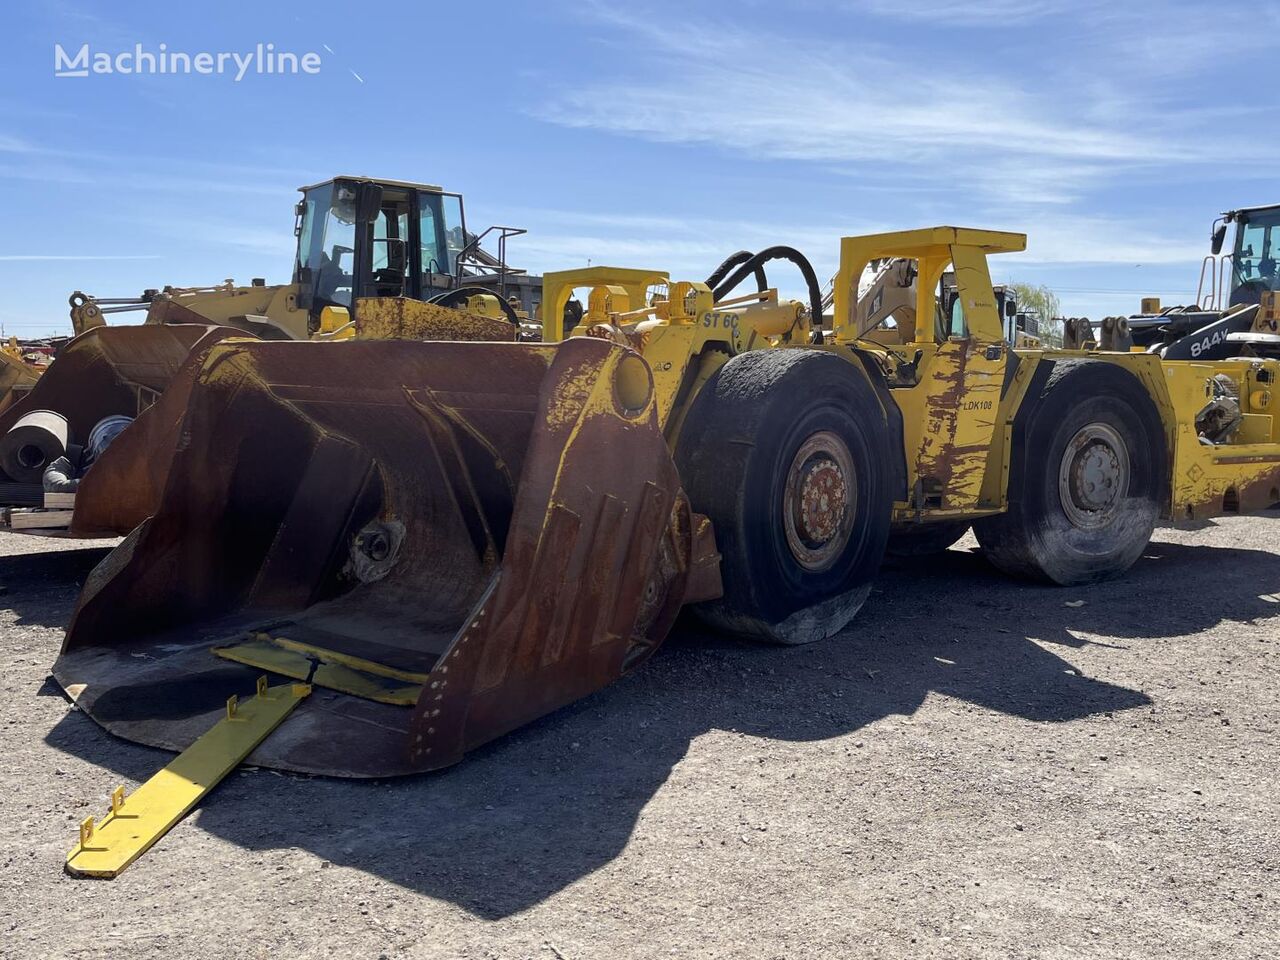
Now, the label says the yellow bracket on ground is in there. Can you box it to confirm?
[212,633,427,706]
[66,677,310,879]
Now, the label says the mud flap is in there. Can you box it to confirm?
[54,337,722,776]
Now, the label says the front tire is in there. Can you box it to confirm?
[675,350,894,643]
[974,359,1165,585]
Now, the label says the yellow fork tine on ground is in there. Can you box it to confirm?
[66,677,310,879]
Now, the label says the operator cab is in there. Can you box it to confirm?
[1212,203,1280,306]
[292,176,468,332]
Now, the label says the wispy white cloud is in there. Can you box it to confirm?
[999,213,1207,265]
[505,206,1211,324]
[0,140,301,197]
[505,207,869,284]
[838,0,1098,24]
[518,0,1268,317]
[0,254,162,261]
[511,206,1207,280]
[533,5,1272,208]
[47,0,137,46]
[0,134,38,153]
[174,223,295,259]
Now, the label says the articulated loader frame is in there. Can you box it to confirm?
[53,226,1280,876]
[57,227,1280,770]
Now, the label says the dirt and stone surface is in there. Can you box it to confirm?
[0,516,1276,959]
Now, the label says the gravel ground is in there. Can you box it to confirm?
[0,516,1277,959]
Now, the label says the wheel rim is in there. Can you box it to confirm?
[1057,422,1130,529]
[782,431,857,572]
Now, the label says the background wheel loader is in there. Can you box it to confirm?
[67,175,542,340]
[54,225,1280,875]
[0,176,542,532]
[1064,202,1280,362]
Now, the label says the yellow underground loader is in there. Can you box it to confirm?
[56,227,1280,875]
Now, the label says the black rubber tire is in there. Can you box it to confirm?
[974,359,1165,585]
[887,521,969,557]
[674,349,894,643]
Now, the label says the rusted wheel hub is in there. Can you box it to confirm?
[1058,422,1129,528]
[783,431,856,571]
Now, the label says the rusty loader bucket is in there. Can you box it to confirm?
[0,324,246,520]
[53,336,720,776]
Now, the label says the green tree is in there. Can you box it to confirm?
[1009,282,1063,346]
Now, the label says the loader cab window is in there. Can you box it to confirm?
[947,293,969,338]
[442,193,466,274]
[938,272,969,339]
[420,203,441,276]
[1232,210,1280,298]
[366,194,411,298]
[370,208,409,273]
[418,190,467,277]
[302,183,357,309]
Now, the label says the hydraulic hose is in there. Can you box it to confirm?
[428,286,521,326]
[705,251,767,294]
[710,246,825,330]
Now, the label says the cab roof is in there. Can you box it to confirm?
[1226,203,1280,218]
[297,176,447,194]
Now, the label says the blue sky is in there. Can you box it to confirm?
[1,0,1276,336]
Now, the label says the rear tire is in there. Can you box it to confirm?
[974,359,1165,585]
[675,349,893,643]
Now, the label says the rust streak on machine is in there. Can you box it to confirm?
[355,297,518,343]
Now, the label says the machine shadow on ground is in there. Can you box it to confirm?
[35,520,1280,920]
[0,544,114,628]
